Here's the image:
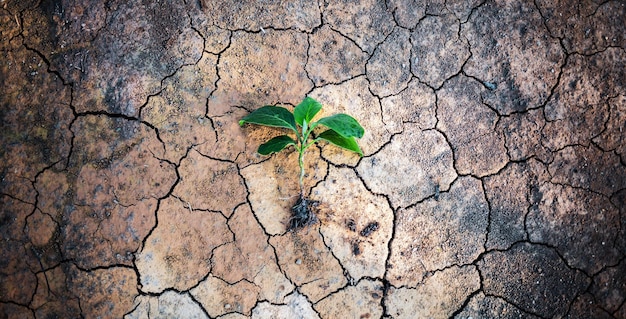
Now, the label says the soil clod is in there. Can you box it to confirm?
[352,241,361,256]
[360,222,379,237]
[346,218,357,232]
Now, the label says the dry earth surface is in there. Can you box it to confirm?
[1,0,625,318]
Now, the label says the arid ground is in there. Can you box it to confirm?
[1,0,625,318]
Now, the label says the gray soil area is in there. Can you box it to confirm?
[1,0,625,318]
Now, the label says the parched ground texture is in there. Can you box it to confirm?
[1,0,625,318]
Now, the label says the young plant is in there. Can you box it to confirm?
[239,96,364,230]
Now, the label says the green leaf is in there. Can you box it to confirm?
[258,135,297,155]
[239,106,298,132]
[293,97,322,127]
[317,129,363,156]
[316,114,364,138]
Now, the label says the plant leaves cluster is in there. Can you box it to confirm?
[239,97,364,231]
[238,97,364,156]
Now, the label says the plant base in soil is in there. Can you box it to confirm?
[288,195,319,231]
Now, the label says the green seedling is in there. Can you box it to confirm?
[239,96,364,230]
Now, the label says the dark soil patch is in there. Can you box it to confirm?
[288,195,319,231]
[360,221,379,237]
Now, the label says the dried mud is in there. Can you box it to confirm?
[1,0,625,318]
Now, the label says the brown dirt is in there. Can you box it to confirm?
[1,0,625,318]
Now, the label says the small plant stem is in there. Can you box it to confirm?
[297,124,313,197]
[298,147,305,197]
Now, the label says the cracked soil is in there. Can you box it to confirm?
[1,0,625,318]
